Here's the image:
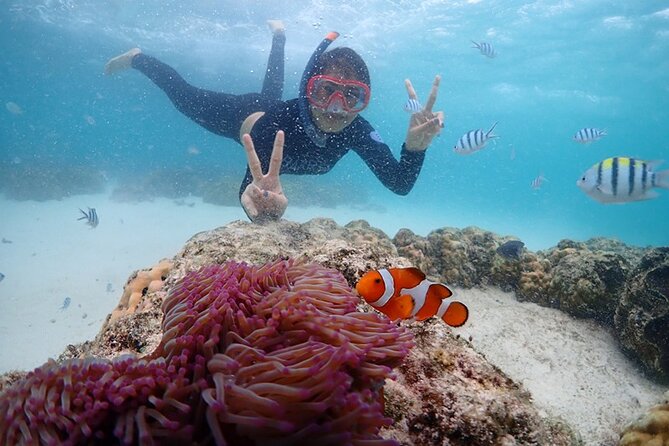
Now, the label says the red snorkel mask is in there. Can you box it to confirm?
[305,75,370,113]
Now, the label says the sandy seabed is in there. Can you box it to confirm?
[0,192,667,445]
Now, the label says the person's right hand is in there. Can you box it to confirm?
[241,131,288,222]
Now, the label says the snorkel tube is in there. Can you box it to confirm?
[298,31,339,148]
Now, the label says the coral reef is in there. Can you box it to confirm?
[394,226,500,287]
[110,167,371,209]
[582,237,647,264]
[4,217,661,443]
[0,258,412,445]
[396,227,668,380]
[615,248,669,382]
[0,161,106,201]
[545,240,630,324]
[381,322,579,445]
[393,228,438,277]
[515,252,552,305]
[618,399,669,446]
[26,219,584,444]
[110,167,208,203]
[64,219,579,444]
[172,218,405,286]
[110,259,173,323]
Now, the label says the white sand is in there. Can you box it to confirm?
[456,287,668,445]
[1,193,666,445]
[0,194,246,372]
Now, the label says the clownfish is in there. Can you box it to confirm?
[355,267,469,327]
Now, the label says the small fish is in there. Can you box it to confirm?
[1,238,12,244]
[577,157,669,204]
[106,282,114,293]
[78,207,99,228]
[403,98,422,114]
[60,297,71,311]
[573,128,606,144]
[454,122,498,155]
[356,267,469,327]
[531,173,547,190]
[5,101,24,115]
[471,40,496,58]
[496,240,525,260]
[0,272,5,283]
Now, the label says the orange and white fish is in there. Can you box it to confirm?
[355,267,469,327]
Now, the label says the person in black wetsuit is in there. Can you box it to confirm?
[105,21,444,222]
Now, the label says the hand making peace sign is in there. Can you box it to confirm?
[404,75,444,151]
[240,131,288,222]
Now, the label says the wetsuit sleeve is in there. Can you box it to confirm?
[351,123,426,195]
[260,34,285,101]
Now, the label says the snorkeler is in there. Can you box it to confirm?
[104,21,444,222]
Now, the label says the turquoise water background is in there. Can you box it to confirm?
[1,0,668,249]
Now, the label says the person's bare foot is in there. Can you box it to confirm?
[104,48,141,75]
[267,20,285,36]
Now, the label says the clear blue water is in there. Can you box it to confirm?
[2,0,669,249]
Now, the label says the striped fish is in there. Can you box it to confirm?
[404,98,422,114]
[576,157,669,204]
[78,207,99,228]
[454,122,499,155]
[531,173,547,190]
[573,127,606,144]
[471,40,496,58]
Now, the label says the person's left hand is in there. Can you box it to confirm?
[241,131,288,222]
[404,75,444,151]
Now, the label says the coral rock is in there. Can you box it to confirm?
[173,218,405,286]
[110,259,173,323]
[615,248,669,382]
[516,252,553,305]
[546,243,630,324]
[394,226,502,288]
[619,402,669,446]
[379,321,579,445]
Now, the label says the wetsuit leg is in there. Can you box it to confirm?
[260,33,285,101]
[131,53,266,142]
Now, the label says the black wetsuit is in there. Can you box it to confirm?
[131,34,426,216]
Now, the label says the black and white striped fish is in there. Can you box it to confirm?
[454,122,499,155]
[573,127,606,144]
[531,173,547,190]
[576,157,669,204]
[404,98,422,114]
[471,40,496,58]
[78,207,99,228]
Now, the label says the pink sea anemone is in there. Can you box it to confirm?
[1,259,414,445]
